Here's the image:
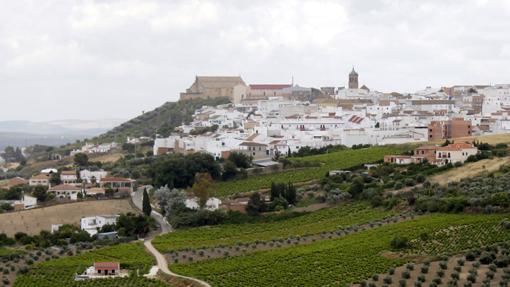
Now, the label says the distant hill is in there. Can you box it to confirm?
[0,119,125,150]
[95,97,231,142]
[0,132,87,151]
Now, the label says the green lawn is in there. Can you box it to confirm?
[153,203,396,253]
[13,243,165,287]
[216,145,409,197]
[170,213,510,287]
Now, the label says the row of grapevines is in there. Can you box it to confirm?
[153,203,396,253]
[14,243,165,287]
[170,213,510,287]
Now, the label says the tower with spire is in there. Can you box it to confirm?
[348,67,359,89]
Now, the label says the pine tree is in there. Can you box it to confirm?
[142,188,152,216]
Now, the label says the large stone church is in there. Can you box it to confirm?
[180,76,248,104]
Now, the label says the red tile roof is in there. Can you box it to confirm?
[49,184,81,191]
[94,262,120,270]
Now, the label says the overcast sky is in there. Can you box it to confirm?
[1,0,510,122]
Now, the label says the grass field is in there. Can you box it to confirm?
[216,145,409,197]
[153,203,396,253]
[429,156,510,185]
[0,199,136,236]
[170,213,510,287]
[13,243,165,287]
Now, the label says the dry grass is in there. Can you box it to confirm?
[429,156,510,185]
[428,133,510,145]
[90,152,124,163]
[0,199,136,236]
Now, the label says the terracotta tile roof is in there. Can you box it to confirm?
[61,170,77,175]
[94,262,120,269]
[49,184,81,191]
[31,174,49,180]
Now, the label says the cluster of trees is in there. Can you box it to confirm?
[0,225,92,249]
[290,144,347,157]
[150,151,254,189]
[246,182,297,215]
[100,97,230,139]
[150,153,221,188]
[0,184,52,206]
[289,144,372,158]
[222,152,252,180]
[101,213,155,238]
[1,146,25,163]
[154,173,226,228]
[189,124,219,135]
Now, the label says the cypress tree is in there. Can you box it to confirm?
[142,188,152,216]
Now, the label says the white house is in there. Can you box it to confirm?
[60,170,78,184]
[185,197,222,211]
[80,215,118,236]
[48,184,82,200]
[80,169,108,183]
[435,143,478,166]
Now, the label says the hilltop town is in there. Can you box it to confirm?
[2,71,510,287]
[154,70,506,159]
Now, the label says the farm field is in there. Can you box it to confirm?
[429,156,510,185]
[13,243,165,287]
[0,199,136,236]
[153,203,396,253]
[216,145,409,197]
[170,213,510,287]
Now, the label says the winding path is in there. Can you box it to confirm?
[132,188,211,287]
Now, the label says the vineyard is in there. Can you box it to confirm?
[153,203,396,253]
[170,213,510,287]
[13,243,165,287]
[216,145,408,196]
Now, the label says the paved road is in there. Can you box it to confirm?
[132,187,172,233]
[132,187,209,286]
[144,238,211,287]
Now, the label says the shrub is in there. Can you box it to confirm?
[465,251,476,261]
[479,252,494,264]
[372,274,379,281]
[391,236,411,250]
[418,275,426,282]
[402,270,411,279]
[439,261,448,270]
[388,267,395,275]
[421,266,429,274]
[467,273,476,283]
[383,276,392,284]
[496,256,510,268]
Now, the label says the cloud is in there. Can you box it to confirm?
[0,0,509,121]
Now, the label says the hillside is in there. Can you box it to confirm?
[94,97,231,143]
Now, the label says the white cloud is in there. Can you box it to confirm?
[0,0,510,121]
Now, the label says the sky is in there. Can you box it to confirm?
[1,0,510,122]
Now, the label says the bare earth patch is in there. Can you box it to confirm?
[0,199,136,236]
[429,157,510,185]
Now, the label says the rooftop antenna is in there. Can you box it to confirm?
[291,75,294,86]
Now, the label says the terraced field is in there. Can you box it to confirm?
[13,243,164,287]
[216,145,409,197]
[153,203,396,253]
[170,214,510,287]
